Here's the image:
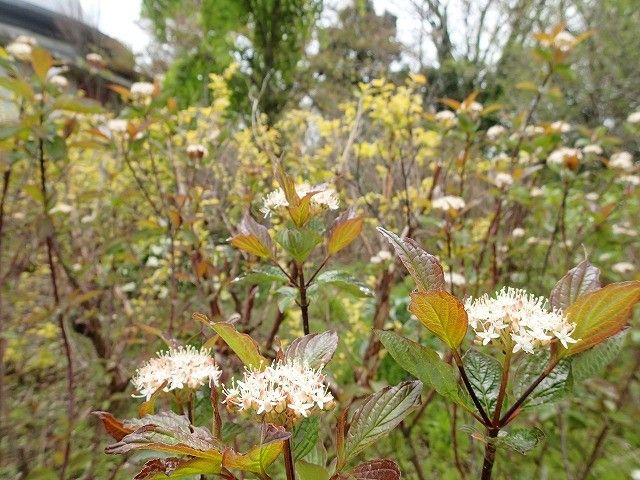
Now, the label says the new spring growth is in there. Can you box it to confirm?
[464,287,578,354]
[223,359,335,428]
[131,345,222,400]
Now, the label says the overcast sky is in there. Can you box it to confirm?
[22,0,452,67]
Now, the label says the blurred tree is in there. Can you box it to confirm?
[303,0,403,115]
[141,0,321,119]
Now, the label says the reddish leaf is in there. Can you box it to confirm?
[350,459,401,480]
[93,411,134,441]
[285,330,338,368]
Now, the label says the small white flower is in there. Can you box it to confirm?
[612,262,635,275]
[486,125,506,140]
[435,110,458,127]
[186,143,208,159]
[550,121,571,133]
[49,203,74,214]
[512,227,525,238]
[370,249,392,264]
[465,287,578,354]
[6,41,32,61]
[609,151,634,172]
[612,223,637,237]
[107,119,128,133]
[445,272,466,287]
[530,187,544,197]
[524,125,544,137]
[618,175,640,187]
[547,147,582,168]
[583,144,603,155]
[86,52,105,68]
[132,346,222,400]
[553,31,577,52]
[493,172,513,189]
[585,192,599,202]
[49,75,68,89]
[432,195,466,212]
[261,182,339,217]
[627,111,640,124]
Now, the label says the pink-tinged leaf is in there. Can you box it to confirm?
[350,459,401,480]
[550,259,601,311]
[211,322,267,369]
[559,281,640,357]
[377,227,445,292]
[230,214,273,258]
[100,411,222,461]
[222,424,290,474]
[327,208,364,255]
[134,457,222,479]
[409,290,468,349]
[285,331,339,369]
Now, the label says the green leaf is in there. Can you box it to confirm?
[222,424,290,474]
[0,76,34,99]
[298,461,330,480]
[285,331,339,369]
[463,349,501,414]
[513,353,570,407]
[377,227,445,292]
[277,286,298,312]
[571,330,627,382]
[234,265,288,285]
[52,95,104,114]
[497,427,545,455]
[344,380,422,461]
[308,270,373,298]
[408,290,468,349]
[211,322,266,369]
[376,330,472,411]
[559,281,640,357]
[276,226,322,263]
[550,259,601,311]
[293,416,320,461]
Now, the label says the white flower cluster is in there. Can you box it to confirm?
[224,360,334,425]
[432,195,466,212]
[186,143,208,159]
[547,147,582,168]
[464,287,578,354]
[628,111,640,124]
[261,182,339,217]
[130,81,155,102]
[6,35,37,61]
[435,110,458,127]
[486,125,506,140]
[132,346,222,400]
[609,151,634,172]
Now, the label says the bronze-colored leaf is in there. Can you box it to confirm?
[408,290,468,349]
[559,281,640,357]
[230,214,272,258]
[328,208,364,255]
